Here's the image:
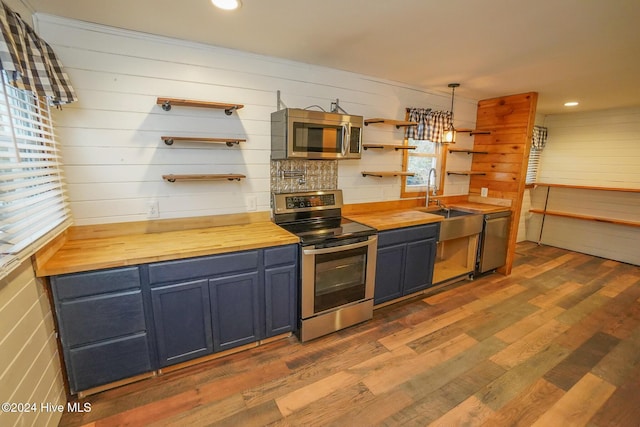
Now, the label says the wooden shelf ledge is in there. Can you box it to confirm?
[534,183,640,193]
[156,97,244,115]
[448,148,489,155]
[161,136,245,146]
[363,144,417,151]
[364,118,418,128]
[446,171,487,176]
[529,209,640,228]
[456,128,492,136]
[162,174,246,182]
[361,171,415,178]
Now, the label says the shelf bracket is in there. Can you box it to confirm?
[161,101,172,111]
[163,138,174,146]
[226,141,239,147]
[224,105,239,116]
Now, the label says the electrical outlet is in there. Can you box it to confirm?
[146,200,159,218]
[481,187,489,197]
[246,195,257,211]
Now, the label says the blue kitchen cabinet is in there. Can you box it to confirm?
[210,272,261,351]
[50,244,299,392]
[148,244,298,358]
[150,279,213,367]
[264,245,298,337]
[374,223,439,305]
[373,243,406,304]
[50,266,153,394]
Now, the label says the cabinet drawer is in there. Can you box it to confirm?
[68,333,152,393]
[378,223,439,247]
[148,250,259,285]
[53,267,141,300]
[264,244,297,267]
[59,290,146,347]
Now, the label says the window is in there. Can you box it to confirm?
[401,138,445,198]
[0,72,71,274]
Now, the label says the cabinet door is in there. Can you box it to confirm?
[265,264,297,337]
[403,238,437,295]
[151,279,213,367]
[209,272,261,352]
[374,243,406,305]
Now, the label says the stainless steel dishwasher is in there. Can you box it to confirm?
[476,210,512,274]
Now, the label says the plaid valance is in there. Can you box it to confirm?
[0,2,76,105]
[405,108,452,143]
[532,125,548,149]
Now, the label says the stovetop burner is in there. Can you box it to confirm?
[272,190,377,245]
[276,216,376,245]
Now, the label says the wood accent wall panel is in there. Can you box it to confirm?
[470,92,538,275]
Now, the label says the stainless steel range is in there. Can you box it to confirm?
[272,190,378,342]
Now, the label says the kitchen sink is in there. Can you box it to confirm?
[414,207,483,241]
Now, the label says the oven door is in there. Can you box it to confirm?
[300,235,377,319]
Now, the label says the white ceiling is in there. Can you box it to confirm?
[23,0,640,115]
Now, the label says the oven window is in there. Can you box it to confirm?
[293,122,343,153]
[314,246,367,313]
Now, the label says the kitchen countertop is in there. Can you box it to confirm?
[446,201,512,214]
[346,209,443,231]
[37,201,510,277]
[346,201,511,231]
[36,221,299,277]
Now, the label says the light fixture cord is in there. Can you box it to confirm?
[449,85,456,124]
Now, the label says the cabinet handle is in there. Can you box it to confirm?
[302,236,377,255]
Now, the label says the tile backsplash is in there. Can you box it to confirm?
[270,159,338,194]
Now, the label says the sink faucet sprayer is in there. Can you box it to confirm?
[426,167,437,207]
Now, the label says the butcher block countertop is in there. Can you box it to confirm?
[447,201,512,214]
[36,199,510,277]
[36,221,299,277]
[346,209,443,231]
[346,201,511,231]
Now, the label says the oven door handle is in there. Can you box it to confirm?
[303,236,377,255]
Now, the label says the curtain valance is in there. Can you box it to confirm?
[532,125,548,149]
[0,1,76,105]
[405,107,452,143]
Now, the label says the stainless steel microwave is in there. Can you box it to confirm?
[271,108,363,160]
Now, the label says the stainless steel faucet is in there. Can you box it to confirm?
[426,167,437,207]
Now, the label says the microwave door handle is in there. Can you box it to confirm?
[341,124,349,157]
[302,236,377,255]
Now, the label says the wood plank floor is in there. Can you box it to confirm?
[60,242,640,426]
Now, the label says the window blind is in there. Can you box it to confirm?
[526,146,542,184]
[0,72,71,272]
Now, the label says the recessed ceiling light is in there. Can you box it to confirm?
[211,0,241,10]
[564,101,579,107]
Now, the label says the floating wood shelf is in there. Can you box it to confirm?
[448,148,489,155]
[161,136,245,146]
[162,174,246,183]
[529,209,640,228]
[455,128,492,136]
[446,171,487,176]
[534,183,640,193]
[364,118,418,129]
[363,144,417,151]
[361,171,415,178]
[156,97,244,115]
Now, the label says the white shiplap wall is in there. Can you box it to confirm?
[0,260,66,427]
[34,14,477,226]
[525,107,640,265]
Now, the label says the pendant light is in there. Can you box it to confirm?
[443,83,459,144]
